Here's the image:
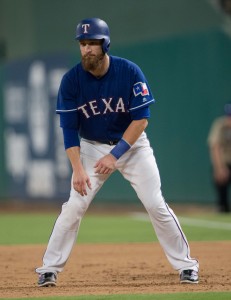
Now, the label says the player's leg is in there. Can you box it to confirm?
[36,140,111,275]
[117,134,199,274]
[215,181,230,212]
[214,165,231,213]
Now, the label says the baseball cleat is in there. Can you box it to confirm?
[38,272,57,287]
[180,269,199,284]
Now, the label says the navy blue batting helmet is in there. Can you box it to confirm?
[75,18,110,53]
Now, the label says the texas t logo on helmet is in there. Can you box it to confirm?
[81,24,90,33]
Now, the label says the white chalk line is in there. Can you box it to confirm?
[130,212,231,230]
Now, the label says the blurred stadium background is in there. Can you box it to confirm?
[0,0,231,209]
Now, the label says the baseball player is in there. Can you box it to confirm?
[36,18,199,287]
[208,103,231,213]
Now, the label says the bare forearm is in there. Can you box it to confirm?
[210,144,229,183]
[66,146,82,171]
[210,145,224,170]
[123,119,148,145]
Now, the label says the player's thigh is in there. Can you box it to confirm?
[118,147,162,200]
[129,157,162,209]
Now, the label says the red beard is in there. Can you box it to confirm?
[82,53,104,72]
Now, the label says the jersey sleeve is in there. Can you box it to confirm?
[56,72,78,113]
[56,71,80,148]
[62,128,80,149]
[130,106,151,120]
[59,108,80,149]
[128,65,155,117]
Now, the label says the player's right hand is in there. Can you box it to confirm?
[72,168,92,196]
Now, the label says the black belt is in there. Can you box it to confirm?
[99,140,119,145]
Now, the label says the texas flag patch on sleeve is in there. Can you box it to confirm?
[133,82,149,97]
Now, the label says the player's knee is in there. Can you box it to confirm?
[69,197,89,218]
[56,198,89,230]
[140,189,163,212]
[145,199,173,222]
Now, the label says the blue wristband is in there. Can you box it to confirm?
[110,138,131,160]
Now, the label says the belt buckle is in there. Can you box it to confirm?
[109,141,114,145]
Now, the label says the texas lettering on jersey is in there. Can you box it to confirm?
[56,56,155,143]
[77,97,126,119]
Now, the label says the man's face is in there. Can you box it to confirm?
[79,39,104,72]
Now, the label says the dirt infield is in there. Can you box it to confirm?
[0,241,231,298]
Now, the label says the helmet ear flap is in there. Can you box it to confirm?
[102,37,110,53]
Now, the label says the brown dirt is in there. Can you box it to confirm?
[0,241,231,298]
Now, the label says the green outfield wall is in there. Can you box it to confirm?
[0,0,231,205]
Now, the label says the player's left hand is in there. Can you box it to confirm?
[94,154,117,174]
